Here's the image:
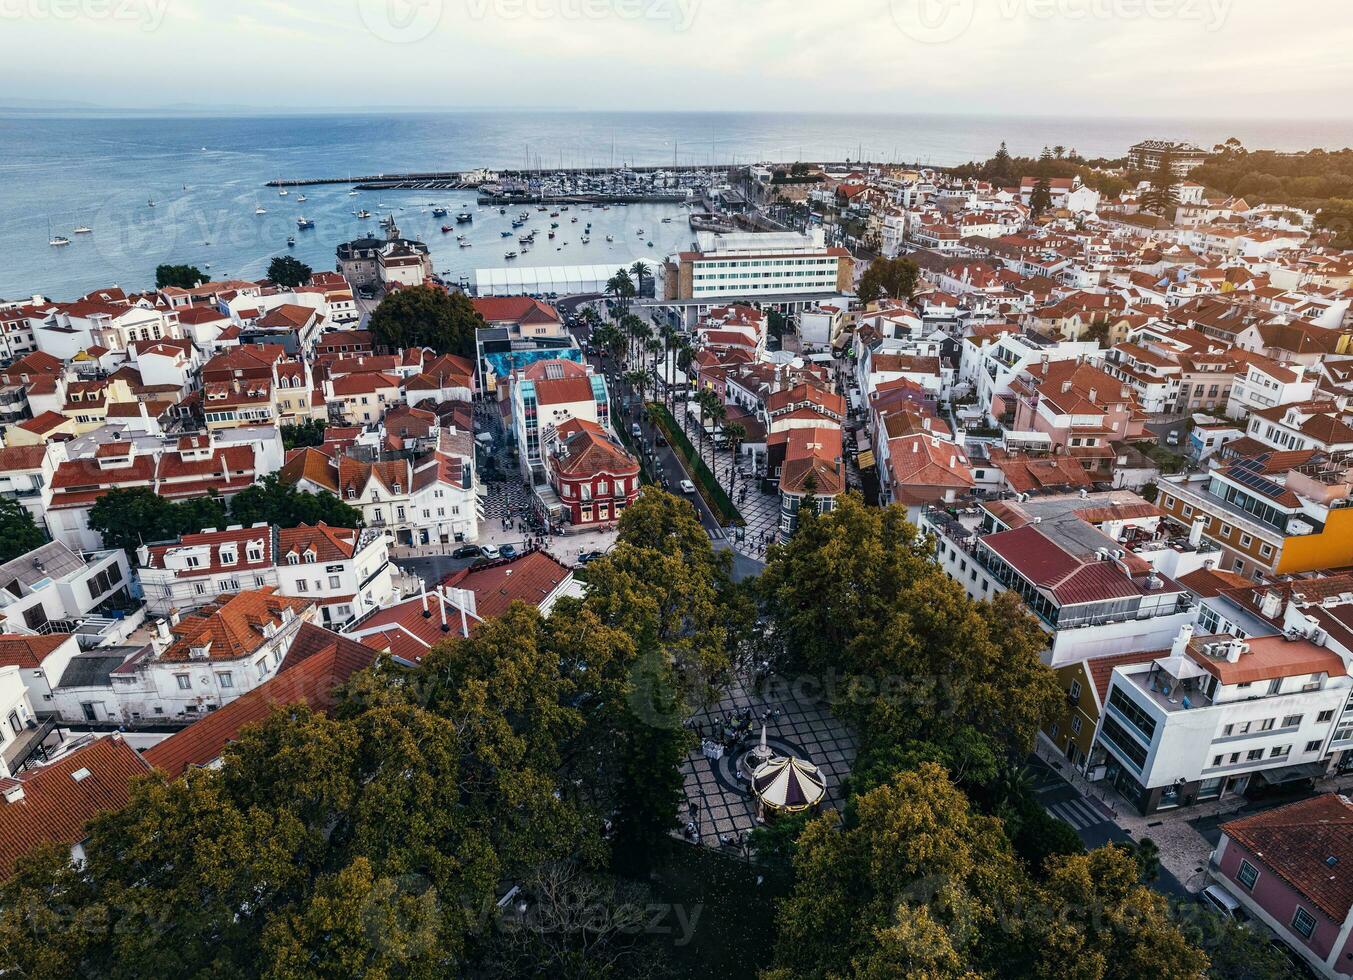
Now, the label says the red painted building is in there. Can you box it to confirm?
[548,419,640,527]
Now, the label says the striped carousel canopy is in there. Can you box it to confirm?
[751,756,826,813]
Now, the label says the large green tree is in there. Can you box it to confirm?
[1144,151,1182,217]
[155,264,206,289]
[765,765,1209,980]
[857,256,920,305]
[230,474,361,529]
[0,496,46,563]
[760,495,1058,751]
[367,285,483,358]
[267,254,313,288]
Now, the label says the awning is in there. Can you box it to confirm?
[1254,762,1326,787]
[752,756,827,813]
[856,450,876,470]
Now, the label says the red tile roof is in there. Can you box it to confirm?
[0,735,150,879]
[158,589,312,663]
[441,550,573,621]
[1222,794,1353,921]
[143,624,377,779]
[0,635,75,669]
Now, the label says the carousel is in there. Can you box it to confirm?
[749,752,827,821]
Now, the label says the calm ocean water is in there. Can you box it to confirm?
[4,110,1351,299]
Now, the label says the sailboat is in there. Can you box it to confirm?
[297,194,307,202]
[73,225,92,235]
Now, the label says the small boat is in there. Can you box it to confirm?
[432,207,448,217]
[460,241,473,248]
[550,211,560,217]
[648,241,655,247]
[349,189,359,196]
[441,225,453,234]
[504,251,518,260]
[571,217,578,223]
[637,229,645,235]
[456,212,473,223]
[549,231,556,239]
[49,235,71,247]
[297,216,315,229]
[287,236,296,247]
[499,207,506,214]
[255,206,267,215]
[501,230,513,237]
[606,235,614,242]
[560,206,570,212]
[662,217,673,223]
[73,226,92,235]
[356,209,371,219]
[537,206,547,212]
[297,194,307,202]
[279,188,289,197]
[147,199,156,208]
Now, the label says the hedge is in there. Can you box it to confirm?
[647,403,744,527]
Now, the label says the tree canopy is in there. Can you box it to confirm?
[368,286,482,359]
[231,474,361,529]
[0,497,47,564]
[857,256,920,305]
[267,255,313,288]
[154,264,205,289]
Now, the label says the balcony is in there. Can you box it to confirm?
[1123,665,1214,713]
[2,717,59,774]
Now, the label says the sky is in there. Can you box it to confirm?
[2,0,1351,118]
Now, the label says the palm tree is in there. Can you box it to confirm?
[607,268,636,316]
[624,368,650,406]
[645,337,664,397]
[659,324,680,410]
[693,388,720,463]
[724,421,747,500]
[630,261,651,299]
[592,323,626,362]
[707,402,727,470]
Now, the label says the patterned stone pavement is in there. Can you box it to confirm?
[677,674,857,852]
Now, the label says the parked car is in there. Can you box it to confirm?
[631,422,642,438]
[452,545,483,560]
[499,544,518,559]
[1199,885,1248,923]
[680,479,696,495]
[1166,429,1181,447]
[576,551,605,566]
[479,545,501,560]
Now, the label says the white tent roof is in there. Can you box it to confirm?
[751,756,826,812]
[474,259,657,297]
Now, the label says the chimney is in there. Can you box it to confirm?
[421,582,431,618]
[155,619,172,645]
[1225,640,1248,664]
[1260,589,1284,620]
[438,587,450,633]
[1168,622,1190,663]
[1188,517,1206,549]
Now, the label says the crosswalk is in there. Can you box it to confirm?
[1045,797,1109,830]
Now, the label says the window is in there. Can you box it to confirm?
[216,672,233,688]
[1317,710,1335,723]
[1071,716,1082,735]
[1213,755,1224,767]
[1237,859,1259,890]
[194,582,209,595]
[1246,749,1265,761]
[1290,907,1316,940]
[1108,688,1156,741]
[1260,718,1276,732]
[295,580,308,592]
[1305,740,1323,753]
[329,575,341,589]
[1269,745,1290,758]
[1282,715,1303,728]
[175,674,191,690]
[1069,679,1081,700]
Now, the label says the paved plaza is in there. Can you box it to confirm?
[677,673,857,852]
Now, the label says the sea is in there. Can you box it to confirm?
[4,110,1352,300]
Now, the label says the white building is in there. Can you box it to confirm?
[108,589,316,724]
[1094,626,1351,814]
